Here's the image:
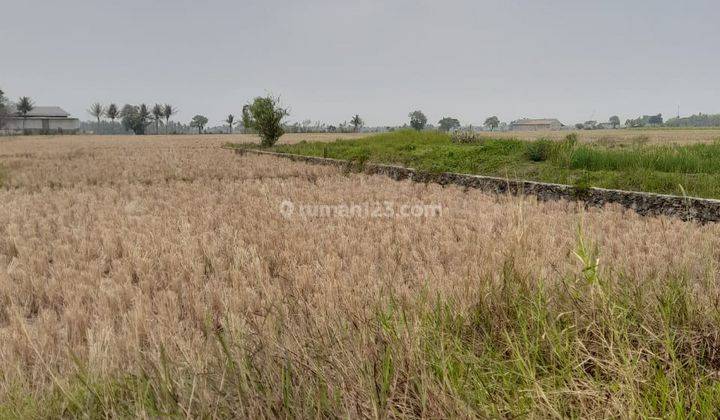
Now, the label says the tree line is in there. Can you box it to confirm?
[87,103,178,135]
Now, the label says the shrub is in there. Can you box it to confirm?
[525,139,554,162]
[242,96,289,147]
[450,130,484,144]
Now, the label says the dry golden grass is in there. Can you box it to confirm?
[490,128,720,144]
[1,134,720,417]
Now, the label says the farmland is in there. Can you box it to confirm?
[266,130,720,199]
[488,128,720,145]
[2,134,720,417]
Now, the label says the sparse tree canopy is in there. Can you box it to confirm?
[120,104,151,135]
[190,115,209,134]
[226,114,235,134]
[152,104,164,134]
[88,103,104,121]
[350,114,364,132]
[242,95,289,147]
[88,103,104,133]
[438,117,461,132]
[484,116,500,131]
[408,110,427,131]
[609,115,621,128]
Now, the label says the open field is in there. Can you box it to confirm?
[2,135,720,417]
[489,128,720,145]
[267,130,720,199]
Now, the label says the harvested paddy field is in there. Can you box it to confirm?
[490,128,720,145]
[1,135,720,417]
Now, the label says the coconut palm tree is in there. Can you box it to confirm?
[225,114,235,134]
[350,114,364,132]
[16,96,34,133]
[105,103,119,133]
[151,104,164,134]
[88,103,104,133]
[162,104,176,134]
[138,104,151,133]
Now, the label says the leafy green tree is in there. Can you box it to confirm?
[484,116,500,131]
[17,96,34,133]
[350,114,364,132]
[242,95,289,146]
[575,123,584,130]
[225,114,235,134]
[648,114,663,125]
[408,110,427,131]
[120,104,151,135]
[88,103,104,133]
[438,117,461,132]
[151,104,164,134]
[190,115,209,134]
[609,115,620,129]
[162,104,177,134]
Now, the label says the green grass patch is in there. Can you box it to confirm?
[246,130,720,198]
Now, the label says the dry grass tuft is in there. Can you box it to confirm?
[1,135,720,417]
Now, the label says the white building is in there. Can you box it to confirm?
[2,106,80,134]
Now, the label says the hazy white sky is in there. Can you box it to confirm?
[1,0,718,126]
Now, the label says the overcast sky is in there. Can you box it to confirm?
[1,0,718,127]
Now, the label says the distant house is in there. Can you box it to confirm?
[510,118,564,131]
[3,106,80,134]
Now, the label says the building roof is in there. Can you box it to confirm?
[8,105,71,118]
[511,118,563,126]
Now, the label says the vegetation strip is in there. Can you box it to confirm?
[236,148,720,223]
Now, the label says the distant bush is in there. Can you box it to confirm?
[525,139,554,162]
[450,130,487,144]
[523,134,579,164]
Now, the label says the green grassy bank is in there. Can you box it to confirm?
[253,130,720,199]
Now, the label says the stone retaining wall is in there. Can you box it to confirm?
[236,148,720,223]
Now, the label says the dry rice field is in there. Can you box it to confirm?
[490,128,720,144]
[1,134,720,417]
